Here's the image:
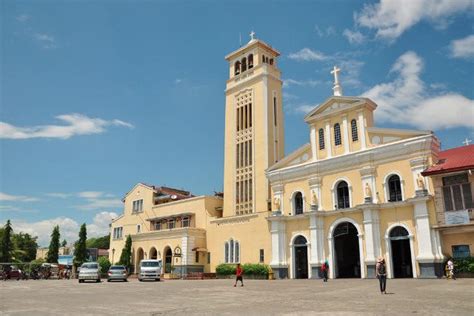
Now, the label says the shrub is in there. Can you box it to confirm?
[453,257,474,273]
[215,263,269,276]
[216,263,235,275]
[98,256,111,274]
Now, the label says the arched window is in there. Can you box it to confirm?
[388,175,403,202]
[241,57,247,72]
[336,181,350,209]
[294,235,307,246]
[334,123,342,146]
[234,61,241,76]
[224,239,240,263]
[294,192,303,215]
[351,119,358,142]
[248,54,254,69]
[319,128,325,150]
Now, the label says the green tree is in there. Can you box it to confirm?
[46,225,60,263]
[98,256,111,275]
[0,220,13,262]
[119,235,132,269]
[12,232,38,262]
[86,234,110,249]
[61,239,67,248]
[74,223,87,267]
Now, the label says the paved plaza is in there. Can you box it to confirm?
[1,278,473,315]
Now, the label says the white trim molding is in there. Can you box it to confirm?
[382,171,406,203]
[331,177,353,209]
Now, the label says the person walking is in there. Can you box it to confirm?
[321,260,329,282]
[376,256,387,294]
[234,263,244,287]
[447,258,455,280]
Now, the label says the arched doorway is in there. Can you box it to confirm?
[164,247,172,273]
[136,248,144,272]
[293,235,308,279]
[390,226,413,278]
[150,247,158,260]
[333,222,360,278]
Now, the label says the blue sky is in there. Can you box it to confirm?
[1,0,473,245]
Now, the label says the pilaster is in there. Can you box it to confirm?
[362,205,381,278]
[310,126,318,162]
[309,212,325,278]
[357,110,366,150]
[324,120,332,158]
[269,218,288,279]
[342,114,350,154]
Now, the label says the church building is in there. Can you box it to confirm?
[109,34,466,279]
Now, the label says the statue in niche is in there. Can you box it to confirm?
[273,197,281,210]
[417,173,425,190]
[365,183,372,198]
[311,190,318,206]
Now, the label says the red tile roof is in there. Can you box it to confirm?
[422,145,474,176]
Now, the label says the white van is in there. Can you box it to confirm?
[138,259,162,282]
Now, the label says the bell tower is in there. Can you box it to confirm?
[222,33,284,217]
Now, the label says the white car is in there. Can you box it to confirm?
[78,262,101,283]
[138,260,162,282]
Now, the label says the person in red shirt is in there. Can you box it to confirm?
[234,263,244,287]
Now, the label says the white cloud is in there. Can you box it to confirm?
[16,14,30,22]
[0,205,37,213]
[343,29,366,44]
[45,193,71,199]
[338,60,365,88]
[78,191,104,199]
[175,79,182,84]
[77,198,123,210]
[87,212,118,237]
[13,217,80,246]
[450,35,474,59]
[0,113,134,140]
[288,48,329,61]
[294,105,316,114]
[11,211,118,246]
[34,33,57,49]
[283,79,322,88]
[363,51,474,130]
[0,192,39,202]
[355,0,472,41]
[315,25,336,37]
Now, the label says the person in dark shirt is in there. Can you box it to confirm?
[376,256,387,294]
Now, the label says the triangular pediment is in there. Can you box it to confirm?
[304,96,376,123]
[267,143,312,172]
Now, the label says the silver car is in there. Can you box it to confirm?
[107,265,128,282]
[78,262,101,283]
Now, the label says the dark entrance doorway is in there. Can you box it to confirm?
[164,247,172,273]
[333,222,360,278]
[293,236,308,279]
[390,226,413,278]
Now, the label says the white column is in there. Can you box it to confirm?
[328,237,335,279]
[342,114,350,154]
[325,120,332,158]
[413,199,435,261]
[409,235,418,278]
[357,111,366,150]
[310,126,318,162]
[363,208,381,274]
[309,213,324,265]
[270,219,287,267]
[358,234,366,278]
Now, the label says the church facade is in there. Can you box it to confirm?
[109,35,455,279]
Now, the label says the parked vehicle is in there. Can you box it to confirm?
[1,266,22,281]
[138,259,162,282]
[107,265,128,282]
[78,262,101,283]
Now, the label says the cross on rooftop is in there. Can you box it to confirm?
[250,31,256,41]
[330,66,343,96]
[462,138,472,146]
